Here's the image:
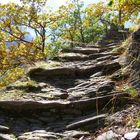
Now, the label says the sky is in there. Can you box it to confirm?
[0,0,131,28]
[47,0,101,10]
[0,0,103,39]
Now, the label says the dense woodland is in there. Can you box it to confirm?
[0,0,140,88]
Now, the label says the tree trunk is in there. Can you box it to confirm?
[42,27,46,52]
[69,31,74,48]
[80,27,85,43]
[119,9,122,25]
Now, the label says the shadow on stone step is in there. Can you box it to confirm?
[0,91,130,139]
[46,78,88,90]
[27,61,121,83]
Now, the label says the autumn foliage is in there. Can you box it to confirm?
[0,0,139,88]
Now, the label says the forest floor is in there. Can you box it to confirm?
[0,29,140,140]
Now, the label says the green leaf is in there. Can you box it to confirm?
[125,86,138,98]
[108,0,114,6]
[137,119,140,128]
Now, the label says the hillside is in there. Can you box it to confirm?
[0,26,140,140]
[1,0,140,139]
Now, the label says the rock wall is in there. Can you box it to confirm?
[126,28,140,89]
[98,25,130,46]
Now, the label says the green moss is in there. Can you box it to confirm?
[112,46,126,55]
[0,89,26,100]
[29,60,62,70]
[60,52,86,57]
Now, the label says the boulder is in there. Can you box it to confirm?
[96,130,118,140]
[124,132,139,140]
[0,125,10,133]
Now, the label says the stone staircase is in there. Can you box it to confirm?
[0,30,130,139]
[98,26,130,46]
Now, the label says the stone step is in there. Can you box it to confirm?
[5,74,117,102]
[0,92,128,112]
[0,91,129,139]
[53,43,120,62]
[96,55,119,62]
[98,40,123,46]
[54,53,89,61]
[85,45,100,48]
[66,114,106,130]
[53,52,118,62]
[28,61,121,81]
[89,53,118,60]
[17,130,91,140]
[67,79,115,98]
[62,47,101,54]
[105,43,120,47]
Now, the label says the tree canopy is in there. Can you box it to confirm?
[0,0,139,87]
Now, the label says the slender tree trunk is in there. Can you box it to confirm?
[69,31,74,48]
[119,9,122,25]
[77,4,85,43]
[80,28,85,43]
[42,28,46,52]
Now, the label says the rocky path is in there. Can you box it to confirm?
[0,30,132,139]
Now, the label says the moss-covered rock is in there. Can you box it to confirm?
[124,28,140,90]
